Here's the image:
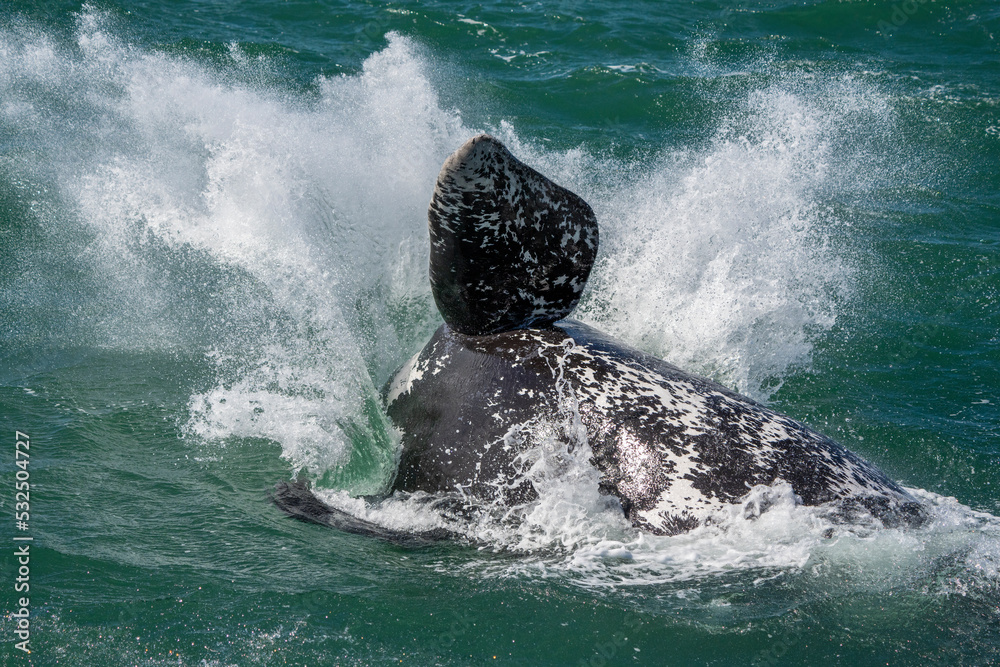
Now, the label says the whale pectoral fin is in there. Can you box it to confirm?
[268,479,455,547]
[428,134,599,335]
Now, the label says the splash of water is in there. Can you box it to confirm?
[578,87,867,399]
[2,10,466,486]
[4,7,866,486]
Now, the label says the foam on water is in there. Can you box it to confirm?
[578,85,874,399]
[314,433,1000,596]
[2,9,465,485]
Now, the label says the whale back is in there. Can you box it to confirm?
[383,319,926,535]
[428,135,599,335]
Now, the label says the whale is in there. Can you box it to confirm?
[271,134,925,541]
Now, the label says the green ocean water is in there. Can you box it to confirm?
[1,1,998,665]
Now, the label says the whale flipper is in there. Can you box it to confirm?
[268,479,455,547]
[428,135,599,335]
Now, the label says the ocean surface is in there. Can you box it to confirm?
[1,1,998,664]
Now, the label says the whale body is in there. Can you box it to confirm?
[272,135,924,539]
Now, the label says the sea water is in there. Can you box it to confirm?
[1,2,998,664]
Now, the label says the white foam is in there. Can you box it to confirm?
[320,459,1000,594]
[1,10,464,481]
[577,87,865,399]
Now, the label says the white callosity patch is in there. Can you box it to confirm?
[544,324,917,534]
[383,349,425,406]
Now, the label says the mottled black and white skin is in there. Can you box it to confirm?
[428,135,599,336]
[272,134,925,539]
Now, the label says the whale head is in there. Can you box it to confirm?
[428,135,599,336]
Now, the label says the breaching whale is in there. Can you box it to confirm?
[272,135,924,540]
